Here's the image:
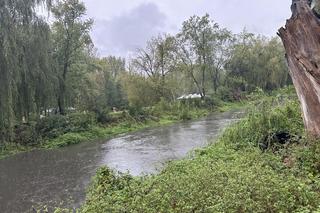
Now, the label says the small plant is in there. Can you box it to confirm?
[178,108,192,120]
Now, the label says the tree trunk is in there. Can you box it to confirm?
[58,78,66,115]
[278,0,320,137]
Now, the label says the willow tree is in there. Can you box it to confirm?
[51,0,93,115]
[0,0,53,142]
[278,0,320,137]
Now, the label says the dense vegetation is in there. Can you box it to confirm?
[61,88,320,213]
[0,0,290,156]
[4,1,320,213]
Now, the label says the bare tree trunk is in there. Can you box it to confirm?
[278,0,320,137]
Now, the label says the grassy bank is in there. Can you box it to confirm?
[70,93,320,212]
[0,102,215,160]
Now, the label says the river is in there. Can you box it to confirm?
[0,110,242,213]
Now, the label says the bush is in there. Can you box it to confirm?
[68,113,96,132]
[216,86,234,102]
[48,133,88,148]
[178,108,191,120]
[95,109,112,124]
[36,115,69,139]
[219,100,304,149]
[128,106,150,122]
[14,123,38,145]
[82,145,320,213]
[151,98,211,121]
[80,98,320,213]
[36,113,96,140]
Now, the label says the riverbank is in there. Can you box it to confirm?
[75,91,320,212]
[0,100,247,160]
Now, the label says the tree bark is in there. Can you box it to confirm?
[278,0,320,137]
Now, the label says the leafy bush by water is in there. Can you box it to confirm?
[14,123,38,145]
[36,113,96,140]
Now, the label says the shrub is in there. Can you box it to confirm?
[81,144,320,213]
[68,113,96,132]
[14,123,38,145]
[48,133,88,148]
[36,113,96,140]
[80,98,320,213]
[128,106,150,122]
[178,108,191,121]
[36,115,69,139]
[216,86,234,102]
[95,109,112,124]
[219,100,304,150]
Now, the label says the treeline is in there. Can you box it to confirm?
[0,0,290,143]
[127,15,290,106]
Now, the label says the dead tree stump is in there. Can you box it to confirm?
[278,0,320,137]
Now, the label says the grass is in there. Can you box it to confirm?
[0,105,212,160]
[42,105,211,150]
[60,94,320,213]
[0,143,31,159]
[217,100,248,112]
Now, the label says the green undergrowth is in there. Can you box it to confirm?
[0,105,210,160]
[44,104,212,150]
[0,143,31,160]
[60,96,320,213]
[43,119,172,149]
[4,85,285,160]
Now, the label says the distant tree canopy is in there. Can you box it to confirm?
[0,3,290,143]
[124,16,290,105]
[226,32,290,92]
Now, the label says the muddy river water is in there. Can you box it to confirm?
[0,110,242,212]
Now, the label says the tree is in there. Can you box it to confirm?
[121,72,159,107]
[208,28,233,93]
[226,32,289,93]
[278,0,320,137]
[0,0,53,142]
[51,0,93,115]
[97,57,127,109]
[133,34,177,98]
[176,14,219,99]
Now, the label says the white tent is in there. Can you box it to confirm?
[177,93,202,100]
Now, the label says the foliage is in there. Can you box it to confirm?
[126,15,289,105]
[151,98,211,121]
[221,100,303,149]
[0,99,216,159]
[82,57,128,112]
[80,99,320,213]
[14,123,38,145]
[0,7,291,146]
[36,113,95,140]
[0,0,54,142]
[36,115,69,139]
[133,34,177,99]
[121,72,160,107]
[226,32,290,92]
[176,14,232,98]
[51,0,93,114]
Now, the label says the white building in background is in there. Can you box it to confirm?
[177,93,202,100]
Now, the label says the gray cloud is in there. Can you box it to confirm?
[92,2,166,57]
[84,0,292,57]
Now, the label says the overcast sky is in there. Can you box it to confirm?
[82,0,292,57]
